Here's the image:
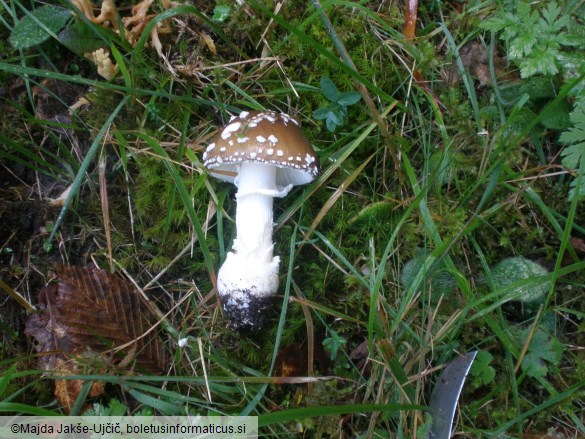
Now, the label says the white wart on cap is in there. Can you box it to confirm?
[203,111,319,330]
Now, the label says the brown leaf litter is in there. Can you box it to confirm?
[25,264,169,412]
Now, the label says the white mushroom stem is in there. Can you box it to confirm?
[216,163,293,325]
[232,162,292,260]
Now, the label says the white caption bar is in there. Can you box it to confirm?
[0,416,258,438]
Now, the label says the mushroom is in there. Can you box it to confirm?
[203,111,319,329]
[90,48,117,80]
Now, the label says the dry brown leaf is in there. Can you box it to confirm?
[26,264,168,373]
[445,41,513,88]
[53,357,107,413]
[25,264,169,411]
[562,236,585,266]
[349,339,369,361]
[274,338,330,378]
[570,237,585,254]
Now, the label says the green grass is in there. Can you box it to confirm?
[1,0,585,437]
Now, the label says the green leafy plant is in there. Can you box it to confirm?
[516,327,564,379]
[496,77,572,134]
[84,399,128,416]
[469,350,496,388]
[212,4,231,23]
[8,3,107,59]
[481,2,585,120]
[481,0,585,201]
[84,398,153,416]
[322,330,347,361]
[313,77,362,132]
[400,248,457,303]
[9,5,72,50]
[0,364,17,399]
[480,1,581,78]
[560,109,585,201]
[486,257,550,312]
[57,20,109,56]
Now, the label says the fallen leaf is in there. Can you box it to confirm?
[562,236,585,265]
[349,339,370,375]
[570,236,585,254]
[53,357,107,413]
[274,339,330,378]
[25,264,169,411]
[445,41,512,88]
[349,339,369,362]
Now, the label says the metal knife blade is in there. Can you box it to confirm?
[427,351,478,439]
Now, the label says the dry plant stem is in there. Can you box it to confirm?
[197,337,212,403]
[401,0,444,112]
[0,278,35,312]
[514,305,544,374]
[365,371,385,438]
[98,146,113,272]
[311,0,403,184]
[403,0,418,40]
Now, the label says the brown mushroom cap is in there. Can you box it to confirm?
[203,111,320,187]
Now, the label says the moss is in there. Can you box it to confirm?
[126,155,216,279]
